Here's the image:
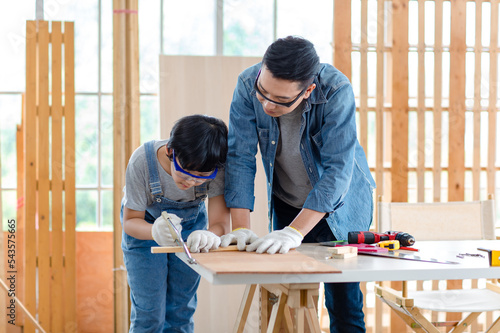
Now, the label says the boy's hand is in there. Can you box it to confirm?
[246,226,303,254]
[187,230,221,253]
[220,228,259,250]
[151,213,183,246]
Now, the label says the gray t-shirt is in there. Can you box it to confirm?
[122,139,225,212]
[273,102,313,209]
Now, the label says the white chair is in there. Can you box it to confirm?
[375,197,500,333]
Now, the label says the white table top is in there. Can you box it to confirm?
[177,240,500,285]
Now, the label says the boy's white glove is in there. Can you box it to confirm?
[246,226,303,254]
[220,228,259,251]
[151,213,183,246]
[187,230,221,253]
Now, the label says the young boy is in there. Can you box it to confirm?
[121,114,230,332]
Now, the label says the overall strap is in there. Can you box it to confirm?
[144,141,163,202]
[194,182,208,200]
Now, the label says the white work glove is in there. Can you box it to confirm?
[187,230,221,253]
[151,213,183,246]
[220,228,259,251]
[246,226,303,254]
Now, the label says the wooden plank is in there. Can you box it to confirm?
[190,251,341,275]
[417,0,425,202]
[448,0,466,202]
[359,0,368,152]
[334,0,352,79]
[391,1,409,331]
[488,0,498,197]
[51,21,64,333]
[472,0,482,201]
[63,21,77,333]
[375,0,385,208]
[151,245,239,253]
[24,20,38,333]
[391,0,409,203]
[447,0,467,326]
[37,20,51,331]
[434,0,443,202]
[233,284,257,333]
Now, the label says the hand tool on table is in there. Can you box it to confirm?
[359,250,459,264]
[162,211,197,265]
[348,230,415,247]
[478,247,500,266]
[152,245,240,253]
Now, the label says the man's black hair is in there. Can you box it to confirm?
[262,36,320,88]
[167,114,228,172]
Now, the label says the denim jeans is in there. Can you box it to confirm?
[273,195,366,333]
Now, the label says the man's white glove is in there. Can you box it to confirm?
[220,228,259,251]
[246,226,303,254]
[151,213,183,246]
[187,230,221,253]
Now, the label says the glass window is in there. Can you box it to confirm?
[75,95,98,187]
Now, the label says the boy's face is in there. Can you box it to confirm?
[254,65,316,117]
[170,154,215,190]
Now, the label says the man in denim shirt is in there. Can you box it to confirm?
[221,36,376,332]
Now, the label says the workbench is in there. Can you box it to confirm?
[175,240,500,332]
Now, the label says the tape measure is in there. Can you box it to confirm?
[378,240,400,250]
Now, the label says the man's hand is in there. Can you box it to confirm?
[220,228,259,250]
[246,226,303,254]
[151,213,183,246]
[187,230,221,253]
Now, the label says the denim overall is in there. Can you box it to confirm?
[121,141,208,333]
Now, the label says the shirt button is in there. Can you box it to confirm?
[272,141,276,145]
[309,167,312,172]
[270,163,273,167]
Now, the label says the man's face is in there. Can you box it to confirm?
[254,66,316,117]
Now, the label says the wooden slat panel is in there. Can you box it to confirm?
[473,0,482,201]
[391,0,409,203]
[334,0,352,79]
[63,21,77,332]
[447,0,467,326]
[37,20,51,331]
[448,0,466,202]
[359,0,368,151]
[24,20,37,333]
[434,0,443,202]
[51,21,64,333]
[417,0,425,202]
[488,0,498,197]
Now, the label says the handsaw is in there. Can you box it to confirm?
[162,211,197,265]
[359,250,459,264]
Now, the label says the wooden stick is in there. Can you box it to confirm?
[0,277,47,333]
[151,245,240,253]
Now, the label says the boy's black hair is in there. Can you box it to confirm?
[262,36,320,89]
[167,114,228,172]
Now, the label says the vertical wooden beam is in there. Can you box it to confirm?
[359,0,368,151]
[375,0,385,207]
[37,20,51,331]
[448,0,466,202]
[114,0,140,331]
[24,20,38,333]
[390,1,408,332]
[488,0,498,197]
[51,21,64,333]
[391,0,409,203]
[334,0,352,79]
[417,0,425,202]
[472,0,482,201]
[63,21,77,333]
[434,0,443,202]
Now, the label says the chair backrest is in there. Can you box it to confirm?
[377,199,496,241]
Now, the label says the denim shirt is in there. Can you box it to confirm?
[225,63,376,240]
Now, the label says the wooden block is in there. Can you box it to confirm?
[331,252,358,259]
[326,246,358,255]
[151,245,239,253]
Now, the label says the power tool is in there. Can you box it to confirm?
[347,231,415,247]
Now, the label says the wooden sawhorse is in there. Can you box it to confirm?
[234,283,321,333]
